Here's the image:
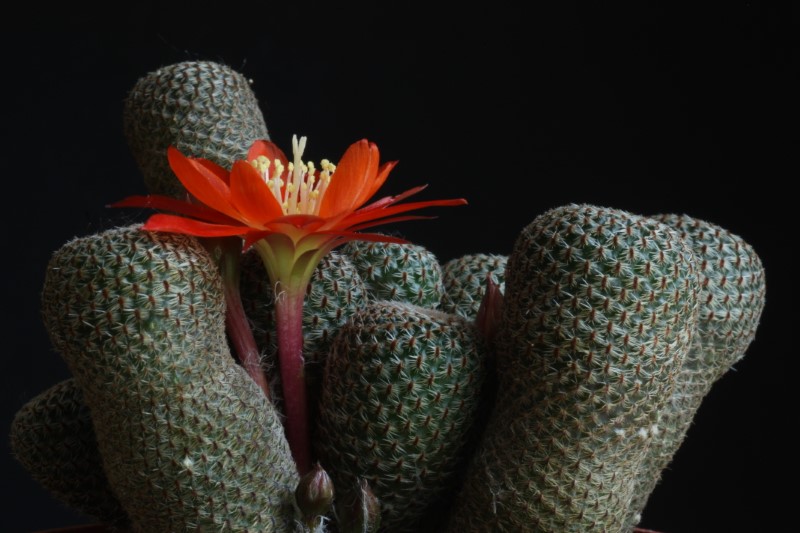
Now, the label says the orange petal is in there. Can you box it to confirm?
[110,194,240,225]
[346,215,437,232]
[319,139,379,217]
[352,160,397,209]
[142,213,250,237]
[194,157,231,185]
[229,160,284,228]
[356,185,428,213]
[337,197,467,229]
[167,147,240,219]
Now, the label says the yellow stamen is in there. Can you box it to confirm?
[249,135,335,216]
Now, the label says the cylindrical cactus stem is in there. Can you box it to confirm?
[40,225,298,532]
[10,379,129,530]
[447,204,699,532]
[315,301,490,532]
[123,60,269,198]
[625,213,766,527]
[240,248,369,414]
[441,253,507,320]
[340,240,445,309]
[121,60,274,398]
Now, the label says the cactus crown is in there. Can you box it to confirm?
[316,300,488,532]
[341,240,445,309]
[123,60,269,197]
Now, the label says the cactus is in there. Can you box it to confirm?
[315,300,489,532]
[446,204,699,532]
[11,49,766,532]
[440,253,507,320]
[625,213,766,527]
[123,60,269,197]
[40,224,299,532]
[239,248,369,413]
[10,379,129,530]
[341,240,445,309]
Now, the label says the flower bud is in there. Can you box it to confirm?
[476,273,504,344]
[295,462,334,525]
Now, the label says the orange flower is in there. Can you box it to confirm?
[114,135,467,476]
[116,135,464,248]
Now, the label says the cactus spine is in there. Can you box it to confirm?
[447,204,699,532]
[315,301,489,532]
[626,213,766,526]
[40,225,298,532]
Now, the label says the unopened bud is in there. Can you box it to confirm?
[295,462,334,525]
[476,273,504,344]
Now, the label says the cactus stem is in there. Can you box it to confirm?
[252,232,331,477]
[274,283,312,476]
[207,237,271,399]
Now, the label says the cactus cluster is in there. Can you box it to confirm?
[11,59,765,533]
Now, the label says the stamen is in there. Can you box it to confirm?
[250,135,335,216]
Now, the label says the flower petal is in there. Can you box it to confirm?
[319,139,379,217]
[335,197,468,229]
[142,213,250,237]
[110,195,241,225]
[346,215,437,232]
[318,230,409,245]
[355,185,428,213]
[167,147,240,219]
[229,160,284,227]
[352,160,397,209]
[193,157,231,185]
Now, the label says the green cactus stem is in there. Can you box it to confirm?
[206,237,272,398]
[315,300,489,532]
[441,253,507,320]
[341,240,445,308]
[40,224,298,532]
[121,60,273,400]
[625,213,766,527]
[123,60,269,198]
[10,379,129,530]
[447,204,699,532]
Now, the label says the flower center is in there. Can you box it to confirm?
[250,135,335,216]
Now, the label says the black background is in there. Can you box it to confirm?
[2,4,794,532]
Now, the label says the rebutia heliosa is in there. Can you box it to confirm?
[123,60,270,198]
[40,225,298,532]
[625,213,766,528]
[341,240,446,310]
[447,204,699,532]
[10,55,768,533]
[315,300,490,532]
[10,378,130,530]
[440,253,507,320]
